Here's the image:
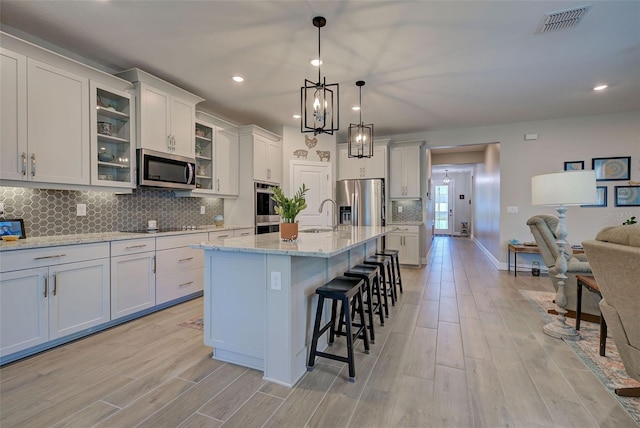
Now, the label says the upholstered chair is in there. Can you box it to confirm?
[582,224,640,397]
[526,215,599,316]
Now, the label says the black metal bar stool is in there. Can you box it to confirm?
[364,255,396,310]
[307,276,370,382]
[376,249,403,294]
[344,264,384,343]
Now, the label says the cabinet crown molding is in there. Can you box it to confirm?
[237,125,281,141]
[116,68,204,105]
[391,140,425,147]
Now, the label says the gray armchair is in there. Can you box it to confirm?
[583,224,640,396]
[526,215,599,316]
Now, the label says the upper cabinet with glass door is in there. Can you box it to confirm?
[90,83,135,188]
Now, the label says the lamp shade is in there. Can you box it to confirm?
[531,170,597,206]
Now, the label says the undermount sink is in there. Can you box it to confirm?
[299,228,334,233]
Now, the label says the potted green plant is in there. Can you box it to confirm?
[271,184,309,240]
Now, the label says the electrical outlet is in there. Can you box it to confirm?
[77,204,87,216]
[507,206,519,214]
[0,202,4,215]
[270,271,282,290]
[398,206,403,213]
[200,206,206,214]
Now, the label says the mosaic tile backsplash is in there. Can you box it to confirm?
[0,187,224,237]
[391,200,423,222]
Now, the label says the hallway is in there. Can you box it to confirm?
[0,236,635,427]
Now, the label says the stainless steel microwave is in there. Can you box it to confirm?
[137,149,196,189]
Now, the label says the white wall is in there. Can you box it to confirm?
[280,126,336,196]
[384,110,640,266]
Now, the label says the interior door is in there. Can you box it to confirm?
[291,161,332,228]
[434,183,453,235]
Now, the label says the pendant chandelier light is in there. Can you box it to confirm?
[442,169,451,185]
[301,16,339,136]
[348,80,374,158]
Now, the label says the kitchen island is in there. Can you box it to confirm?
[191,226,392,387]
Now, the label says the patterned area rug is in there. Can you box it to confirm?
[520,290,640,424]
[178,315,203,330]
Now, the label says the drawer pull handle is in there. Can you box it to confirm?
[178,257,194,262]
[240,233,250,236]
[125,244,147,249]
[217,235,229,239]
[43,274,48,298]
[34,254,66,260]
[52,273,57,296]
[178,281,194,288]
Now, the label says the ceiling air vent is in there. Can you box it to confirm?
[535,5,591,34]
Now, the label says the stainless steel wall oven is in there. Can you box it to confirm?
[255,182,280,234]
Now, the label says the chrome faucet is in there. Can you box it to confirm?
[318,198,338,231]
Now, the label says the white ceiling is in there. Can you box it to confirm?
[2,1,639,142]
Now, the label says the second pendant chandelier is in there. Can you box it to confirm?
[348,80,374,158]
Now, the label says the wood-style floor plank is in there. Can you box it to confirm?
[0,237,635,427]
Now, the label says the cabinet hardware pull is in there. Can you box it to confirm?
[178,257,194,262]
[178,281,194,288]
[31,153,36,176]
[43,274,48,298]
[152,255,156,273]
[125,244,147,249]
[52,273,57,296]
[217,178,220,192]
[34,254,66,260]
[21,152,27,176]
[218,234,229,239]
[240,233,250,236]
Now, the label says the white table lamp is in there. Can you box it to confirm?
[531,170,596,340]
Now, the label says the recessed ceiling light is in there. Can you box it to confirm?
[310,59,322,67]
[293,114,301,119]
[593,84,608,91]
[232,76,244,83]
[352,106,361,111]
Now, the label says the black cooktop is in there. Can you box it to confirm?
[120,227,200,234]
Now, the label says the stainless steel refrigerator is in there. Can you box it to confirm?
[335,178,385,227]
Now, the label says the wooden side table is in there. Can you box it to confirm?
[576,275,607,356]
[507,244,540,277]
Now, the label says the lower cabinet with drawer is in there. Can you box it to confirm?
[110,238,156,320]
[0,243,110,358]
[155,233,207,305]
[387,225,421,266]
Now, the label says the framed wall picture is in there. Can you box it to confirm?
[0,218,26,238]
[614,186,640,207]
[564,160,584,171]
[592,156,631,181]
[581,186,607,207]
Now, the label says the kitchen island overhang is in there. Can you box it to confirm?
[191,226,393,387]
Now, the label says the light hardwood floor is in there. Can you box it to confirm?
[1,237,637,427]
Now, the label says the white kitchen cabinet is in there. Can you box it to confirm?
[48,258,110,340]
[253,134,282,184]
[338,145,387,180]
[26,58,90,185]
[155,233,206,305]
[90,82,135,188]
[110,238,156,320]
[116,68,204,158]
[387,225,420,265]
[0,243,110,357]
[0,268,48,356]
[1,54,89,185]
[390,144,421,198]
[233,227,254,237]
[193,114,239,196]
[238,125,282,185]
[0,47,27,181]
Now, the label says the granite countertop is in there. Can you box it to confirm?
[191,226,394,258]
[0,225,253,252]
